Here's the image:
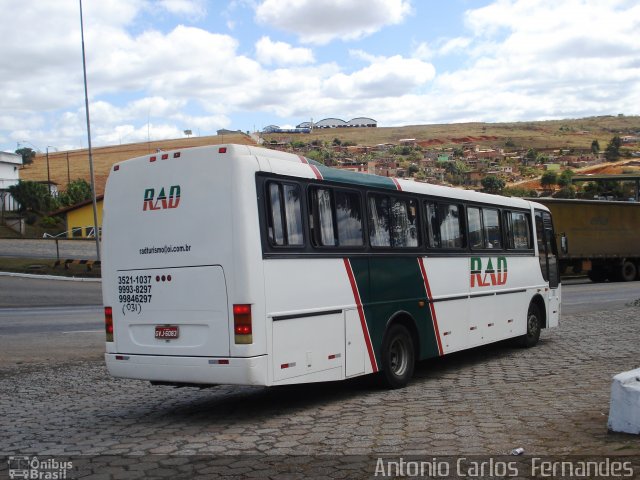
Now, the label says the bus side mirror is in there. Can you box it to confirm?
[560,233,568,255]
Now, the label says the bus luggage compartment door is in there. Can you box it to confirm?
[271,310,344,383]
[113,265,230,357]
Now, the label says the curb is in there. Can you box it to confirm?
[0,271,102,282]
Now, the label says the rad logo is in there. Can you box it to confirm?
[143,185,181,211]
[470,256,508,288]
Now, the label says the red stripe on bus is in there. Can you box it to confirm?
[298,155,323,180]
[418,257,444,356]
[309,164,323,180]
[343,258,378,372]
[392,178,402,191]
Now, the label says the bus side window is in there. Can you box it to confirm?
[467,207,483,249]
[267,182,304,247]
[335,190,364,246]
[505,211,532,250]
[482,208,501,249]
[425,202,464,249]
[310,187,364,247]
[368,194,419,248]
[391,197,419,247]
[310,187,337,246]
[439,203,464,248]
[368,195,391,247]
[425,202,441,248]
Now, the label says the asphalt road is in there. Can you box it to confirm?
[561,278,640,314]
[0,275,102,308]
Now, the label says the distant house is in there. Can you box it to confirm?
[0,151,21,212]
[54,196,104,238]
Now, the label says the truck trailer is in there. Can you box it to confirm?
[534,198,640,282]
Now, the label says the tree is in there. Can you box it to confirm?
[557,169,574,187]
[15,147,36,165]
[524,148,537,165]
[8,180,57,213]
[590,139,600,154]
[58,179,93,207]
[444,160,468,176]
[503,187,538,198]
[604,136,622,161]
[481,175,505,194]
[554,185,577,198]
[540,171,558,189]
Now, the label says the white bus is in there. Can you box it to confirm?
[102,144,561,389]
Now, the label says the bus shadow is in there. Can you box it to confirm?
[137,339,551,424]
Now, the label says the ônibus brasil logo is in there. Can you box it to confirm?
[470,256,507,288]
[143,185,181,211]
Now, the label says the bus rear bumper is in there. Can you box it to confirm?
[105,353,269,386]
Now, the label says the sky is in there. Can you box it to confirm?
[1,0,639,153]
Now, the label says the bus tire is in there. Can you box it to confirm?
[517,303,541,348]
[380,324,415,389]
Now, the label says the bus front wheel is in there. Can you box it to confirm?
[517,303,541,348]
[380,324,415,389]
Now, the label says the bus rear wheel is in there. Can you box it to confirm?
[380,324,415,389]
[517,303,541,348]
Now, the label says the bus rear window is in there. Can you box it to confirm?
[267,182,304,246]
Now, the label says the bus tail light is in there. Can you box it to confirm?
[233,304,252,344]
[105,306,114,342]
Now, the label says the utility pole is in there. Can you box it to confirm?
[79,0,101,260]
[46,147,51,195]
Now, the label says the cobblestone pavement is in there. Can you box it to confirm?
[1,307,638,478]
[0,238,98,260]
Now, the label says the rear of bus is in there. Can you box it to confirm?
[102,145,268,386]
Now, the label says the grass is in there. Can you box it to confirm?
[0,257,100,278]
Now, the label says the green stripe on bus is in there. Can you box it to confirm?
[347,256,442,365]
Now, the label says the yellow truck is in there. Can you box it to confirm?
[534,198,640,282]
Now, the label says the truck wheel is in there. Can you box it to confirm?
[587,267,607,283]
[380,324,415,389]
[620,260,637,282]
[517,303,541,348]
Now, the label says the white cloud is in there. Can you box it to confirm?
[424,0,640,123]
[157,0,207,18]
[254,0,412,44]
[438,37,472,56]
[255,37,315,65]
[323,55,435,99]
[2,0,639,153]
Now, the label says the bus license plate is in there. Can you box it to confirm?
[155,326,179,339]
